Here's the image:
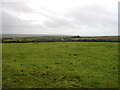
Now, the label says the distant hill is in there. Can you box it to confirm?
[1,34,120,43]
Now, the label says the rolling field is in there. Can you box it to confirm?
[2,42,119,88]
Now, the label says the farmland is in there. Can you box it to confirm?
[2,34,120,43]
[2,42,118,88]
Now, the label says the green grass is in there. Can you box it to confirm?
[2,42,118,88]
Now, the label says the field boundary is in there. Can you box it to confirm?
[2,40,120,43]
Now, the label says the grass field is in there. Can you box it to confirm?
[2,42,118,88]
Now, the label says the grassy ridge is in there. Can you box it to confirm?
[2,42,118,88]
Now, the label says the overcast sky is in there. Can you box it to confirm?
[1,0,119,36]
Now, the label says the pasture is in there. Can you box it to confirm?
[2,42,118,88]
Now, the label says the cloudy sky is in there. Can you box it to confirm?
[1,0,119,36]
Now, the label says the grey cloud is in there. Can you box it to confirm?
[2,2,118,36]
[2,11,44,34]
[40,4,117,33]
[44,17,75,29]
[0,7,2,26]
[2,11,28,34]
[2,11,27,26]
[2,2,46,34]
[2,2,34,13]
[41,5,117,36]
[3,25,45,34]
[65,5,117,28]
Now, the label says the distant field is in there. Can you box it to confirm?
[15,36,69,40]
[71,36,120,41]
[2,34,120,42]
[2,42,118,88]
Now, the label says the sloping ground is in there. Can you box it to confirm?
[2,42,118,88]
